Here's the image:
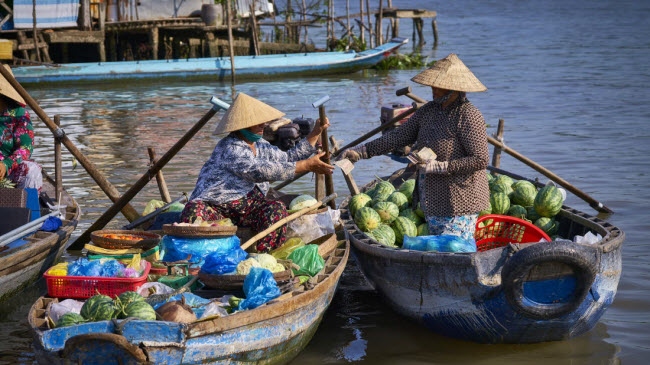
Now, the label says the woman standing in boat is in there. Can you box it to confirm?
[339,54,490,241]
[181,93,334,252]
[0,66,42,191]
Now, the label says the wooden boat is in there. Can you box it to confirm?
[28,229,349,364]
[341,167,623,344]
[0,175,80,302]
[12,38,408,84]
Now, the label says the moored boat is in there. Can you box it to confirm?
[341,167,623,344]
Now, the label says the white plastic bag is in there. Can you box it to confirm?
[49,299,84,323]
[199,301,229,319]
[137,282,175,297]
[573,231,602,245]
[286,208,336,243]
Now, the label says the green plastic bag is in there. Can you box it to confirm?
[270,237,305,260]
[287,244,324,277]
[143,199,166,215]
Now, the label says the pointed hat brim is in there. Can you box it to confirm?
[411,53,487,92]
[0,65,25,105]
[213,93,286,135]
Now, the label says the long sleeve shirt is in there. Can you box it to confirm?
[190,133,316,204]
[366,97,490,217]
[0,106,34,176]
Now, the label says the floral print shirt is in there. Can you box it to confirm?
[190,133,316,204]
[0,106,34,175]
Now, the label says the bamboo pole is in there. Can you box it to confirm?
[317,105,336,209]
[365,0,373,48]
[376,0,383,46]
[31,0,41,62]
[147,147,171,203]
[490,119,505,175]
[54,115,62,202]
[359,0,365,45]
[302,0,308,43]
[0,65,140,222]
[346,0,351,48]
[432,19,439,48]
[241,193,337,250]
[226,0,236,83]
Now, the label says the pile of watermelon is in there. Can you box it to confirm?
[484,172,565,237]
[56,291,157,328]
[350,178,425,247]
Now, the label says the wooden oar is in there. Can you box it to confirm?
[240,193,337,251]
[312,95,336,209]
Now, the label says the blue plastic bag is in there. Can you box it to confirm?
[201,246,248,275]
[68,258,103,277]
[152,293,211,318]
[238,267,281,311]
[100,259,125,277]
[403,235,477,253]
[41,216,62,232]
[161,235,240,264]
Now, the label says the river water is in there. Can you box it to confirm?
[1,0,649,363]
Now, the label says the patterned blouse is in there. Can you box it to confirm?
[366,96,490,217]
[190,133,316,205]
[0,106,34,176]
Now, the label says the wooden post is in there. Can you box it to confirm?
[359,0,365,45]
[365,0,373,48]
[54,115,62,202]
[249,5,260,56]
[302,0,308,43]
[31,0,41,62]
[346,0,351,47]
[318,106,336,209]
[79,0,91,30]
[376,0,383,46]
[147,147,171,203]
[415,18,424,47]
[149,27,159,60]
[490,119,505,175]
[225,0,236,83]
[326,0,332,49]
[432,19,439,48]
[315,173,325,201]
[392,19,399,38]
[17,31,29,60]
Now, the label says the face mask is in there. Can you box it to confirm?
[240,128,263,142]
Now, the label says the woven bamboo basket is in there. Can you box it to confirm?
[90,230,160,250]
[162,224,238,238]
[198,260,294,290]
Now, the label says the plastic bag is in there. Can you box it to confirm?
[270,237,305,260]
[288,244,324,277]
[238,267,281,311]
[137,282,175,297]
[100,259,125,277]
[161,235,240,264]
[166,202,186,212]
[201,246,248,275]
[68,258,102,277]
[143,199,166,216]
[49,299,84,323]
[199,301,229,319]
[286,209,336,243]
[41,216,62,232]
[573,231,602,245]
[403,235,477,253]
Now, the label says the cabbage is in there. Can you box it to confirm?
[143,199,166,215]
[236,258,260,275]
[271,263,286,273]
[289,195,317,211]
[254,254,278,270]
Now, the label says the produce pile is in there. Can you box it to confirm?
[236,254,286,275]
[56,291,156,328]
[172,217,234,227]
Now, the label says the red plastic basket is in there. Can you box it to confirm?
[474,214,551,252]
[43,261,151,299]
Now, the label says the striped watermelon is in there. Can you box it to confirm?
[511,181,537,206]
[121,301,156,321]
[507,204,527,219]
[487,171,495,184]
[386,192,409,211]
[391,217,417,246]
[80,295,117,322]
[349,193,372,217]
[369,180,395,201]
[495,175,515,187]
[417,223,429,236]
[490,191,510,215]
[492,182,513,196]
[354,207,382,232]
[534,185,564,217]
[116,291,144,309]
[534,217,559,236]
[398,179,416,203]
[56,313,86,328]
[415,203,425,219]
[399,208,423,226]
[479,201,492,217]
[526,205,541,222]
[373,201,400,224]
[370,224,397,247]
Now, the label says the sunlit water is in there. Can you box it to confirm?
[1,0,648,363]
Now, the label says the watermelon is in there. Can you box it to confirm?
[373,201,400,224]
[507,205,527,219]
[80,295,117,322]
[348,193,372,217]
[121,301,157,321]
[495,175,515,187]
[479,201,492,217]
[386,192,409,211]
[56,313,86,328]
[511,182,537,206]
[364,231,376,241]
[289,195,317,211]
[492,182,513,196]
[526,206,540,222]
[374,180,396,196]
[534,217,559,236]
[399,208,423,226]
[391,217,417,246]
[370,224,397,247]
[116,291,144,309]
[490,192,510,215]
[354,207,382,232]
[417,223,429,236]
[415,203,425,219]
[477,219,494,229]
[398,179,416,203]
[534,185,564,218]
[486,171,495,184]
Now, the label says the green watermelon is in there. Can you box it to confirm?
[534,217,559,236]
[526,206,541,222]
[364,231,376,241]
[56,313,86,328]
[349,193,372,217]
[369,180,395,201]
[495,175,515,187]
[386,192,409,211]
[370,225,397,247]
[120,301,156,321]
[492,182,513,196]
[534,185,564,217]
[354,207,382,232]
[477,219,494,229]
[511,182,537,206]
[486,171,495,184]
[490,192,510,215]
[399,208,423,226]
[417,223,429,236]
[391,217,417,246]
[80,295,117,322]
[398,179,416,203]
[116,291,144,309]
[373,201,400,224]
[507,205,527,219]
[479,201,492,217]
[415,203,425,219]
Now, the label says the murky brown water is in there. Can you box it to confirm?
[1,0,649,363]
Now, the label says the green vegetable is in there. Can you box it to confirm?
[534,185,564,218]
[56,313,86,328]
[80,295,117,322]
[121,301,156,321]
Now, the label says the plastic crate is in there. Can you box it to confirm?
[475,214,551,252]
[43,261,151,299]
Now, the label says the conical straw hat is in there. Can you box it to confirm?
[0,65,25,105]
[411,54,486,92]
[213,93,285,135]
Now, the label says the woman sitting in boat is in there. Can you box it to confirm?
[0,66,42,191]
[180,93,334,252]
[339,54,490,241]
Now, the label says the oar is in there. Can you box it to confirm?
[312,95,336,209]
[240,193,337,251]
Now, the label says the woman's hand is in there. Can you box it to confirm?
[307,117,330,146]
[334,145,368,163]
[296,151,335,175]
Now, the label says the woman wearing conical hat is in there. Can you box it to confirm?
[181,93,334,252]
[0,65,42,191]
[339,54,490,241]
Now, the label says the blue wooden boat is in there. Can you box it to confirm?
[342,167,623,344]
[28,233,349,364]
[12,38,408,84]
